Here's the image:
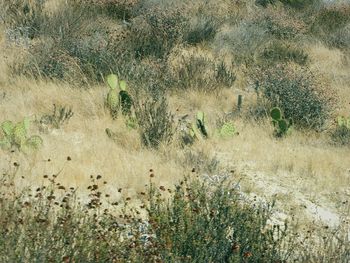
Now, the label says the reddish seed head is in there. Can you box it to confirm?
[191,168,195,172]
[96,175,102,180]
[118,188,122,193]
[159,186,165,191]
[66,156,71,161]
[150,173,155,178]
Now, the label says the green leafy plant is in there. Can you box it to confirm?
[270,107,293,137]
[0,118,43,152]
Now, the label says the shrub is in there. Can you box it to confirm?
[258,40,308,65]
[0,167,293,262]
[127,6,186,59]
[331,116,350,146]
[147,176,292,262]
[310,4,350,49]
[184,14,219,45]
[256,0,321,9]
[214,21,269,66]
[0,0,45,39]
[168,48,235,92]
[253,63,337,129]
[134,86,174,148]
[79,0,139,20]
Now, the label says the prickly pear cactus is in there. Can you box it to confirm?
[270,107,282,122]
[119,82,133,116]
[1,120,14,137]
[0,118,43,152]
[270,107,292,137]
[13,120,28,147]
[107,74,119,90]
[190,123,204,140]
[105,74,134,118]
[337,116,350,129]
[219,122,235,138]
[196,111,208,138]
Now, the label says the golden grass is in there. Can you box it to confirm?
[1,70,349,217]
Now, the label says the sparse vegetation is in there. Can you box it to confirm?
[0,0,349,261]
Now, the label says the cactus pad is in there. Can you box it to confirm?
[13,122,27,146]
[107,74,119,90]
[219,122,235,138]
[119,80,127,91]
[197,111,205,123]
[119,90,133,116]
[270,107,282,121]
[1,121,14,137]
[107,90,119,110]
[278,119,288,133]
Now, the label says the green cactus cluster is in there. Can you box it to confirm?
[270,107,293,137]
[0,118,43,152]
[106,74,133,118]
[188,111,236,141]
[337,116,350,129]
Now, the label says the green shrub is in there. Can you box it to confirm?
[147,176,292,262]
[0,170,293,262]
[253,64,337,129]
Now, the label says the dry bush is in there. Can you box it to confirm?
[0,0,46,39]
[167,46,235,92]
[126,6,187,59]
[184,14,219,45]
[253,63,338,129]
[331,125,350,147]
[134,85,174,149]
[214,21,269,66]
[79,0,140,20]
[310,3,350,49]
[258,40,308,65]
